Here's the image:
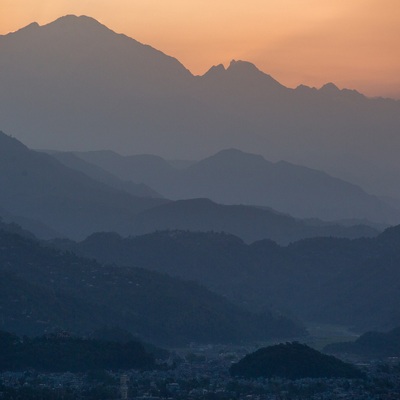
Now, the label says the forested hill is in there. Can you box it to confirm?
[324,327,400,358]
[0,227,305,345]
[0,331,156,372]
[230,342,364,379]
[60,225,400,331]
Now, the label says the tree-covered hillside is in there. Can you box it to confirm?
[0,331,156,372]
[230,342,364,379]
[0,228,304,345]
[325,327,400,358]
[62,226,400,331]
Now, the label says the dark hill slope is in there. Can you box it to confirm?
[0,132,166,239]
[230,342,363,379]
[0,229,304,345]
[324,327,400,358]
[63,226,400,331]
[0,331,156,372]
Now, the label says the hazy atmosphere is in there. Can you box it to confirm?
[1,2,400,400]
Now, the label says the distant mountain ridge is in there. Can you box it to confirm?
[48,151,161,198]
[72,148,400,224]
[1,15,400,198]
[130,198,379,244]
[0,131,381,243]
[0,131,166,239]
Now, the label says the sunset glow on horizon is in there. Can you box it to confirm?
[1,0,399,98]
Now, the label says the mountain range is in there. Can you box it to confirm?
[1,15,400,198]
[0,131,381,243]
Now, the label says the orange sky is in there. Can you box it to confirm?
[1,0,399,98]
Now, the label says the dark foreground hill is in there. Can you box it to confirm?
[0,227,304,345]
[230,342,363,379]
[0,331,156,372]
[62,226,400,331]
[324,327,400,358]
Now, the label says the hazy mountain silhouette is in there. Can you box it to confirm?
[73,148,400,224]
[1,15,400,198]
[0,132,380,243]
[72,150,177,186]
[131,198,378,244]
[0,206,61,239]
[48,151,161,198]
[0,131,166,239]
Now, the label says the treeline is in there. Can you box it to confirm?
[0,331,156,372]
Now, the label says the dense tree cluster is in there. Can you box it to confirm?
[0,331,155,372]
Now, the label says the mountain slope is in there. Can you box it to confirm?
[48,151,161,198]
[61,226,400,331]
[0,228,305,345]
[324,327,400,358]
[230,342,363,379]
[0,131,167,239]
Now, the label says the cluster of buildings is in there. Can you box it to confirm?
[1,346,400,399]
